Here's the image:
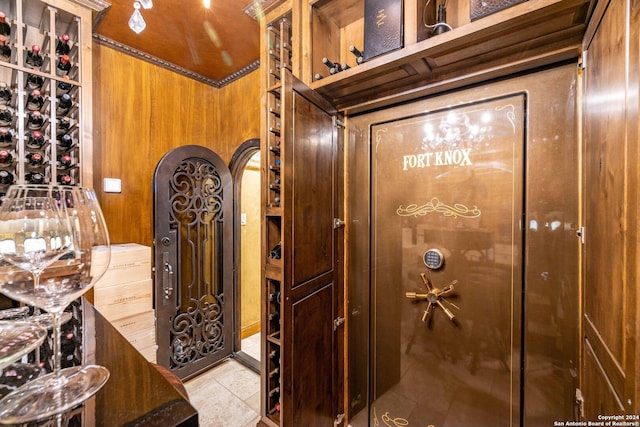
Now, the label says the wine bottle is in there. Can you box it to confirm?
[0,149,12,165]
[26,110,44,130]
[0,35,10,62]
[57,174,72,185]
[57,154,72,169]
[0,11,10,37]
[349,45,364,64]
[314,73,324,81]
[268,387,280,398]
[0,127,11,146]
[25,172,44,184]
[0,105,11,126]
[269,291,280,303]
[56,75,73,96]
[268,366,280,378]
[25,45,43,68]
[0,81,11,105]
[269,242,282,259]
[25,152,44,167]
[57,117,71,135]
[268,311,280,322]
[322,57,339,75]
[26,71,44,90]
[57,133,73,149]
[57,93,72,115]
[56,54,71,76]
[0,170,13,185]
[26,130,45,148]
[26,89,44,111]
[56,34,71,56]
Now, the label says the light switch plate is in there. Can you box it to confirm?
[103,178,122,193]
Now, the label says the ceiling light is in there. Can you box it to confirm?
[128,2,146,34]
[203,0,211,8]
[138,0,153,9]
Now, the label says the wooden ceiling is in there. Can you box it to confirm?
[93,0,261,87]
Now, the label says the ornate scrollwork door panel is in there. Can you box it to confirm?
[153,145,233,381]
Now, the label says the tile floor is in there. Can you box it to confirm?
[184,334,261,427]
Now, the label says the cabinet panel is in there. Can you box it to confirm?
[581,0,638,416]
[289,283,335,427]
[291,90,335,288]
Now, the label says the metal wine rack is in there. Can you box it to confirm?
[0,0,83,197]
[262,13,291,424]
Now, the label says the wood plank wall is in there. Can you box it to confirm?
[92,44,261,247]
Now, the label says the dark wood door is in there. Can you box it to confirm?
[581,0,639,416]
[153,145,234,381]
[263,69,344,426]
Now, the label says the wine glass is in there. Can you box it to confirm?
[0,186,112,424]
[0,185,71,372]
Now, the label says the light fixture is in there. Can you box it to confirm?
[138,0,153,9]
[203,0,211,9]
[128,2,146,34]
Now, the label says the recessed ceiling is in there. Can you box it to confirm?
[93,0,261,87]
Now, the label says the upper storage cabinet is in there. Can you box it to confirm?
[0,0,107,194]
[299,0,596,112]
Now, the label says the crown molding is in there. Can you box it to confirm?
[71,0,111,12]
[243,0,284,20]
[93,34,260,88]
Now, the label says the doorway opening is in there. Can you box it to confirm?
[230,139,261,372]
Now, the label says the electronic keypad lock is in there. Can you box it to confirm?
[423,248,444,270]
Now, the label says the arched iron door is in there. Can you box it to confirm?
[153,145,233,381]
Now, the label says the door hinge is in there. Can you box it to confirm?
[333,116,345,128]
[576,388,584,418]
[333,218,346,229]
[334,413,345,426]
[334,316,345,331]
[579,50,587,70]
[576,226,585,244]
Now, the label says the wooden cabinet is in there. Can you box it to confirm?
[260,10,345,426]
[302,0,594,112]
[0,0,105,194]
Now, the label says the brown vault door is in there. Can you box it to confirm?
[370,95,525,426]
[153,145,233,381]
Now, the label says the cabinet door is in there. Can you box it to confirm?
[279,70,344,427]
[581,0,638,416]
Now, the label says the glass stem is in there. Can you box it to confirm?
[52,310,62,378]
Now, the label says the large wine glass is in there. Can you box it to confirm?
[0,186,112,424]
[0,185,71,371]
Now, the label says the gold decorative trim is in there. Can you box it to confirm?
[396,197,481,219]
[496,104,516,133]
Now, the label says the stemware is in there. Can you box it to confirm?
[0,185,112,424]
[0,185,71,372]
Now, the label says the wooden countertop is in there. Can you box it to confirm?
[0,299,198,426]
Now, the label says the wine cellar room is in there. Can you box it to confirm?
[0,0,638,426]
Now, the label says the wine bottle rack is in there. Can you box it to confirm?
[262,12,291,425]
[0,0,84,197]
